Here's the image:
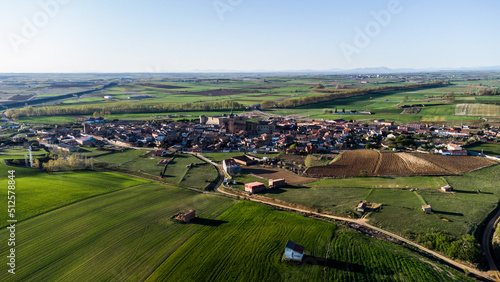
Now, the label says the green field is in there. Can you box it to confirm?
[0,184,235,281]
[263,165,500,237]
[179,162,219,190]
[147,201,469,281]
[466,143,500,156]
[94,148,150,165]
[0,160,150,225]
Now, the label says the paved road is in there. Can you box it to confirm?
[483,207,500,280]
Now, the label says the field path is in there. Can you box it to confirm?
[215,184,495,281]
[201,152,498,281]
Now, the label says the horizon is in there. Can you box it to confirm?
[2,0,500,73]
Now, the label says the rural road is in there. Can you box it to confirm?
[198,153,497,281]
[482,207,500,280]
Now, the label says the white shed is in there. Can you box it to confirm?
[284,240,304,262]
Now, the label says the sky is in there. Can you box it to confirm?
[1,0,500,73]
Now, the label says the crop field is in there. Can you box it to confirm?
[242,166,316,185]
[455,103,500,116]
[147,201,469,282]
[306,150,495,177]
[0,184,235,281]
[0,160,150,226]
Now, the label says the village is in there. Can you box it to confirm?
[4,111,498,158]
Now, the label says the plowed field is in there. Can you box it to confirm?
[306,150,496,178]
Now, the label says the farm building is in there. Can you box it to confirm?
[422,205,432,213]
[245,182,266,194]
[231,155,254,166]
[284,240,305,262]
[357,202,367,212]
[441,185,453,192]
[175,210,196,223]
[222,159,241,174]
[269,178,286,189]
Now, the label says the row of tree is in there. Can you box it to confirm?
[5,100,244,120]
[261,81,447,109]
[463,88,499,96]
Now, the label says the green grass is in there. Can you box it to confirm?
[0,184,234,281]
[147,201,470,282]
[94,148,150,165]
[264,165,500,237]
[202,152,246,163]
[162,154,207,184]
[306,176,447,189]
[466,143,500,156]
[16,116,77,124]
[0,161,150,225]
[229,173,269,190]
[179,162,219,190]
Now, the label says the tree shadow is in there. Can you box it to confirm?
[190,217,227,227]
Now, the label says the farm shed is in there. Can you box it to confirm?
[284,240,305,262]
[231,155,254,166]
[422,205,432,212]
[269,178,286,189]
[245,182,266,194]
[441,185,453,192]
[357,202,367,212]
[175,210,196,223]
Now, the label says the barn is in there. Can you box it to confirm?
[244,182,266,194]
[283,240,305,262]
[357,201,367,212]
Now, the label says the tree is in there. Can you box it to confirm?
[304,155,314,168]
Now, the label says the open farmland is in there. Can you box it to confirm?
[0,184,235,281]
[306,150,495,178]
[455,103,500,116]
[0,160,150,225]
[147,201,469,282]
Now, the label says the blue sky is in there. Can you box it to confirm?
[1,0,500,72]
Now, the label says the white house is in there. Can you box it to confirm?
[222,159,241,174]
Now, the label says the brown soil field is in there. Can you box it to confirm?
[8,94,35,101]
[242,166,316,185]
[306,150,496,178]
[412,153,496,174]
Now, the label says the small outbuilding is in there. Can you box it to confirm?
[175,210,196,223]
[441,185,453,192]
[357,202,367,212]
[422,205,432,213]
[269,178,286,189]
[284,240,305,262]
[245,182,266,194]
